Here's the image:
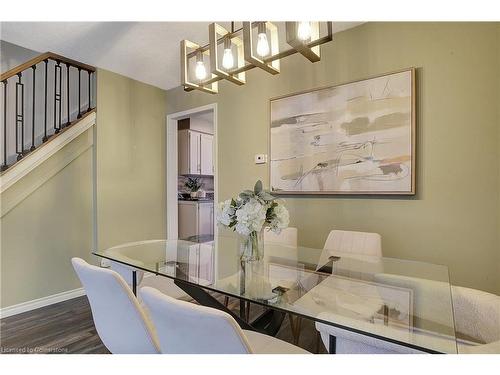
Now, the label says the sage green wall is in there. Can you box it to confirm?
[166,22,500,294]
[96,69,167,250]
[0,67,168,308]
[0,130,94,308]
[498,23,500,284]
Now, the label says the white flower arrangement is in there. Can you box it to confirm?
[216,180,290,237]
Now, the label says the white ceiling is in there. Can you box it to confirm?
[0,22,362,90]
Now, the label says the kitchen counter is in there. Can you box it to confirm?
[178,198,214,202]
[179,234,214,243]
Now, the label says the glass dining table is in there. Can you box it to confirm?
[92,235,458,354]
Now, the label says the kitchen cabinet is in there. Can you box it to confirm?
[200,133,213,175]
[178,129,213,176]
[178,201,214,239]
[188,243,214,286]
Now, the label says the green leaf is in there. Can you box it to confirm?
[258,191,276,201]
[254,180,263,194]
[239,190,255,201]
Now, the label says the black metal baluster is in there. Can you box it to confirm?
[43,59,48,142]
[64,62,70,127]
[77,68,82,119]
[54,61,62,134]
[87,70,92,113]
[1,80,7,171]
[30,65,36,151]
[15,73,24,160]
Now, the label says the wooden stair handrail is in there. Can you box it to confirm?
[1,52,96,81]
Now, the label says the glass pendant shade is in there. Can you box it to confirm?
[222,38,234,69]
[256,22,270,57]
[297,21,311,41]
[256,33,270,57]
[195,52,207,80]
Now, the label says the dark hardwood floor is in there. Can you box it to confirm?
[1,296,108,354]
[1,294,326,354]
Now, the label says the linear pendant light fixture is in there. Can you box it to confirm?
[181,21,333,94]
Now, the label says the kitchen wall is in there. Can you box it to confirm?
[178,175,214,195]
[166,22,500,294]
[96,69,167,250]
[181,111,214,134]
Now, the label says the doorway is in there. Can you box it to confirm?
[165,104,218,241]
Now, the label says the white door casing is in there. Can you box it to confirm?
[165,104,218,241]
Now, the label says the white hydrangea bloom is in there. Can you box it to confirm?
[234,198,267,236]
[216,199,235,227]
[235,222,252,237]
[269,203,290,234]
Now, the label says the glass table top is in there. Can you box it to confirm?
[93,235,457,353]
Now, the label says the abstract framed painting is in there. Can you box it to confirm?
[269,68,416,195]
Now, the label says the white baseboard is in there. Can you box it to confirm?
[0,288,86,319]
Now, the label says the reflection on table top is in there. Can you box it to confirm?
[93,235,457,353]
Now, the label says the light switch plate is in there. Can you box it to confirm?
[255,154,268,164]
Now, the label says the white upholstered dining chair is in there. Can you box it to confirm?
[315,318,425,354]
[264,227,298,247]
[371,275,500,354]
[315,276,500,354]
[452,285,500,354]
[110,261,188,300]
[293,229,383,349]
[322,230,382,258]
[317,273,451,354]
[106,240,188,300]
[141,286,310,354]
[71,258,160,354]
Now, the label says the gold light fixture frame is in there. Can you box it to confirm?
[209,23,246,85]
[285,22,325,62]
[242,21,280,75]
[181,22,333,94]
[181,39,218,94]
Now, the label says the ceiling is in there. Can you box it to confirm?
[0,22,362,91]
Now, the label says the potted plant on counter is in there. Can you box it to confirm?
[185,177,202,199]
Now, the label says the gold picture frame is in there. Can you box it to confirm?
[269,68,416,195]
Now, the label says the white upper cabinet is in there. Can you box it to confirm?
[178,129,213,176]
[200,133,214,176]
[189,130,200,174]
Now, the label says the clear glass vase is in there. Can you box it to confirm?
[239,228,264,262]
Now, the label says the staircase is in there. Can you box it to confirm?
[1,52,96,173]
